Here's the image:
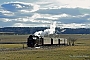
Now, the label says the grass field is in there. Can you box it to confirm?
[0,34,90,60]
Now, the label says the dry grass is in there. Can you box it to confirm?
[0,34,90,60]
[0,46,90,60]
[0,35,29,42]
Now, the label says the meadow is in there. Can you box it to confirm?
[0,34,90,60]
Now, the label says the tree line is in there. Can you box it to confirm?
[0,27,90,35]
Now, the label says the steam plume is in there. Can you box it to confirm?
[34,21,56,36]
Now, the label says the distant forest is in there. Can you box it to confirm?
[0,27,90,35]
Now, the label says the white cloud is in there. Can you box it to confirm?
[20,10,31,13]
[1,1,40,12]
[12,23,50,27]
[0,18,11,22]
[59,23,87,28]
[0,10,14,16]
[87,18,90,21]
[12,23,24,27]
[0,1,90,28]
[31,4,40,12]
[38,0,90,9]
[42,14,70,20]
[31,13,41,19]
[13,4,23,8]
[55,14,70,18]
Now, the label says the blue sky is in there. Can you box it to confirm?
[0,0,90,28]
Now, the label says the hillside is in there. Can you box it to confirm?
[0,27,90,35]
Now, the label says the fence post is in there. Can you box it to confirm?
[51,38,53,45]
[64,39,65,46]
[40,37,44,46]
[23,43,24,49]
[58,39,60,46]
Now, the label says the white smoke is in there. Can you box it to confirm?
[34,21,56,36]
[61,29,66,33]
